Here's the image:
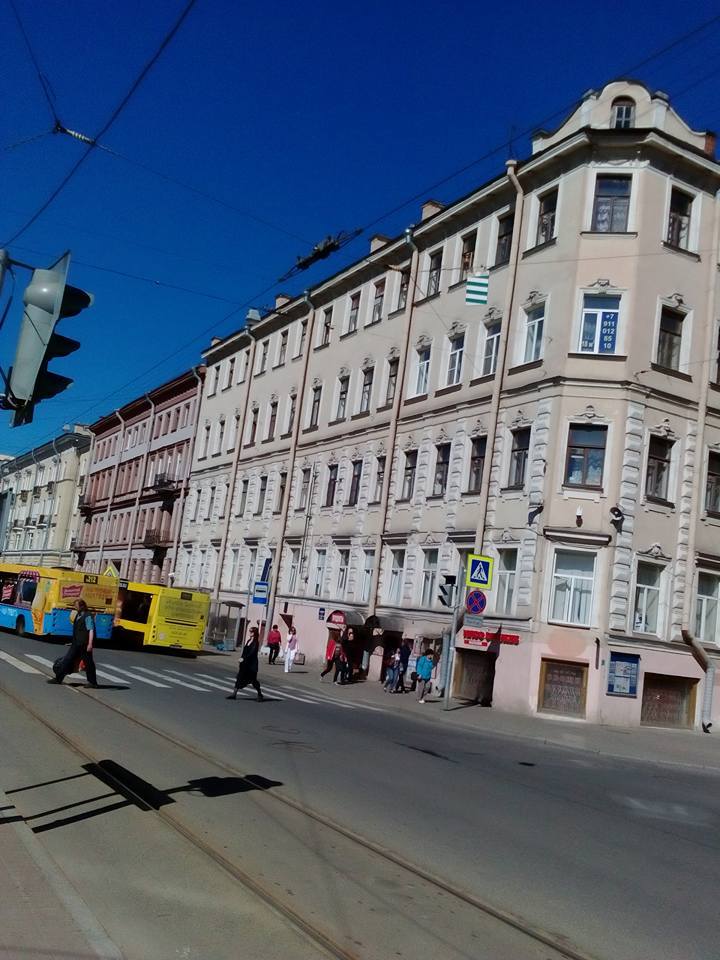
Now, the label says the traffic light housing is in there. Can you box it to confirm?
[7,252,92,426]
[438,574,456,608]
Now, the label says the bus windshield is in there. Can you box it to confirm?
[117,588,152,625]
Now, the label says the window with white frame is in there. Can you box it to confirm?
[495,549,517,615]
[248,408,258,444]
[287,548,300,593]
[387,549,405,604]
[579,294,620,354]
[278,330,288,365]
[371,280,385,324]
[612,97,635,129]
[705,450,720,515]
[397,269,410,311]
[237,479,249,516]
[656,305,684,370]
[645,436,673,502]
[226,547,241,589]
[667,187,693,249]
[482,321,501,376]
[336,375,349,420]
[550,550,595,626]
[298,468,311,510]
[564,424,607,488]
[372,455,385,502]
[223,359,234,389]
[239,349,250,382]
[320,308,333,347]
[296,319,308,357]
[385,358,399,405]
[415,346,431,395]
[426,250,442,297]
[495,212,513,265]
[468,436,486,493]
[432,443,451,497]
[267,401,278,440]
[359,368,374,413]
[255,476,268,515]
[275,471,287,512]
[592,175,631,232]
[286,393,296,434]
[200,424,210,459]
[536,188,557,246]
[508,427,530,488]
[447,333,464,386]
[325,464,338,507]
[258,340,269,373]
[359,549,374,602]
[348,460,362,505]
[420,549,438,607]
[633,562,662,634]
[246,548,257,589]
[207,365,219,396]
[309,385,322,428]
[337,549,350,597]
[347,292,360,333]
[401,450,417,500]
[459,232,476,281]
[695,572,719,644]
[523,304,544,363]
[313,549,327,597]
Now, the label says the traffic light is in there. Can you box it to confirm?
[438,574,456,608]
[7,252,92,427]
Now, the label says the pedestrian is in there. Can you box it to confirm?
[320,634,339,679]
[284,625,298,673]
[383,644,400,693]
[227,626,264,701]
[338,628,355,684]
[52,599,98,688]
[267,623,282,665]
[415,648,434,703]
[396,638,411,693]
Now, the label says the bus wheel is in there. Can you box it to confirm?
[15,616,26,637]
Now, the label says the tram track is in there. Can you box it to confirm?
[0,671,600,960]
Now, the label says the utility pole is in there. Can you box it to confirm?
[443,562,464,712]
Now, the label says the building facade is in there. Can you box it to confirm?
[75,368,203,582]
[178,81,720,731]
[0,427,91,567]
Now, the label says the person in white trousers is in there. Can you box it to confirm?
[284,626,298,673]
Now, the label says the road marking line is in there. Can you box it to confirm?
[92,664,171,688]
[0,651,43,674]
[128,666,209,691]
[162,669,233,692]
[24,653,133,686]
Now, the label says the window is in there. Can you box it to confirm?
[200,424,210,459]
[579,294,620,354]
[278,330,288,365]
[255,476,268,515]
[237,479,249,516]
[495,212,513,265]
[536,189,557,245]
[298,319,308,356]
[482,321,501,376]
[372,456,386,502]
[633,562,661,634]
[447,333,464,386]
[468,437,486,493]
[646,436,673,502]
[401,450,417,500]
[656,306,684,370]
[309,386,322,428]
[360,368,374,413]
[397,269,410,311]
[427,250,442,297]
[226,548,241,589]
[612,97,635,129]
[320,308,333,347]
[344,292,359,334]
[276,471,287,513]
[415,346,431,395]
[359,550,374,602]
[667,188,692,249]
[298,468,311,510]
[348,460,362,506]
[705,451,720,514]
[523,304,544,362]
[259,340,269,373]
[336,376,349,420]
[313,550,327,597]
[224,358,235,388]
[248,408,258,444]
[495,549,517,615]
[213,420,225,455]
[550,550,595,626]
[420,550,438,607]
[207,365,219,396]
[287,549,300,593]
[246,548,257,590]
[337,549,350,597]
[695,572,719,644]
[228,413,240,451]
[387,549,405,604]
[508,428,530,488]
[371,281,385,324]
[287,393,296,434]
[205,486,214,521]
[459,232,476,281]
[239,349,250,382]
[432,444,451,497]
[267,401,278,440]
[565,424,607,488]
[325,464,338,507]
[592,175,631,232]
[386,358,399,405]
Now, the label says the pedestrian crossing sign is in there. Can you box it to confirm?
[466,553,493,590]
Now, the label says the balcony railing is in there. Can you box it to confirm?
[37,514,46,525]
[46,481,55,495]
[78,495,92,514]
[24,516,35,526]
[151,473,180,493]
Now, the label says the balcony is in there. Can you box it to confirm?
[24,516,35,527]
[78,495,93,516]
[46,481,55,495]
[151,473,180,496]
[143,528,171,547]
[37,514,47,525]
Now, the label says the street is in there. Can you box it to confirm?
[1,629,719,960]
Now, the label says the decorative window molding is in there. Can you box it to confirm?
[402,434,416,451]
[651,418,676,440]
[587,278,617,290]
[361,356,375,371]
[523,289,545,309]
[387,346,400,361]
[543,526,612,548]
[469,419,486,437]
[447,320,466,339]
[509,410,532,430]
[415,334,432,350]
[338,366,350,378]
[638,543,671,561]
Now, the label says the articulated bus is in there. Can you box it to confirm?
[0,563,117,639]
[114,580,209,654]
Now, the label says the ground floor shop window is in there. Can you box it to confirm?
[538,658,588,716]
[640,673,697,728]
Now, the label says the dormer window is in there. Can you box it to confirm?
[612,98,635,129]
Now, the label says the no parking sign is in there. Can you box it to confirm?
[466,589,487,615]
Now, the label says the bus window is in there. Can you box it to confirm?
[119,589,152,624]
[0,578,17,604]
[19,579,37,604]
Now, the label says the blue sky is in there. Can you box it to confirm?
[1,0,719,455]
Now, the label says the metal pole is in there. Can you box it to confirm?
[443,563,463,711]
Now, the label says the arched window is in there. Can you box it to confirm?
[612,97,635,129]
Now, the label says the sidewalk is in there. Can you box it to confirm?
[0,787,123,960]
[203,650,720,773]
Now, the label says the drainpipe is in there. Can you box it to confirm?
[126,394,156,579]
[171,365,206,581]
[97,410,126,571]
[367,228,420,619]
[265,293,318,635]
[474,159,525,553]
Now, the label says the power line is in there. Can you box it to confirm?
[2,0,200,246]
[8,0,60,126]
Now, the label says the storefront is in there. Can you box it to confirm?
[324,609,367,676]
[453,626,520,706]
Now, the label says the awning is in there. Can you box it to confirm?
[325,608,365,627]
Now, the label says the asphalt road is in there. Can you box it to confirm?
[1,629,719,960]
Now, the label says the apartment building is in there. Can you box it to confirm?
[179,80,720,730]
[75,368,203,582]
[0,427,91,567]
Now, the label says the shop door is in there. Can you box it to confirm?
[641,674,697,728]
[455,651,495,703]
[538,659,588,717]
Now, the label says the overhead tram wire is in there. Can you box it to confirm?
[2,0,200,247]
[8,0,60,127]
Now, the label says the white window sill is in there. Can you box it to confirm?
[547,619,592,630]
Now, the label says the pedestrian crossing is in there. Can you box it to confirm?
[0,649,385,713]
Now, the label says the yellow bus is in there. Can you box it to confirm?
[114,580,209,654]
[0,563,118,639]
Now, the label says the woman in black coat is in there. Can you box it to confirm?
[227,626,264,701]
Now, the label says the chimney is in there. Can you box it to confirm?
[704,131,716,158]
[275,293,292,309]
[370,234,390,253]
[421,199,444,221]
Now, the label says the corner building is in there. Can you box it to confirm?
[180,81,720,730]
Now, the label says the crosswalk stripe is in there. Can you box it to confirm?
[162,669,233,692]
[129,666,209,692]
[24,654,132,686]
[0,651,43,674]
[94,663,171,688]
